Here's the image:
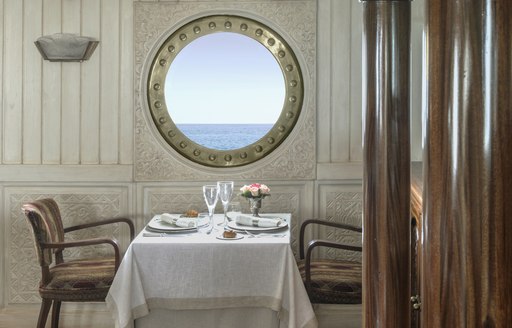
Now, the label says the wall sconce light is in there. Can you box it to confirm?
[35,33,99,62]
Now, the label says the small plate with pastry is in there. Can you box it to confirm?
[216,230,244,240]
[181,209,202,218]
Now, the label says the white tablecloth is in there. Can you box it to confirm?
[106,214,317,328]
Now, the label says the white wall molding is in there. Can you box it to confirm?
[0,165,133,182]
[317,162,363,181]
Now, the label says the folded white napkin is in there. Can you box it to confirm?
[160,213,197,228]
[236,214,283,227]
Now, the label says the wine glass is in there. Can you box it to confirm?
[203,185,219,232]
[217,181,234,227]
[226,202,241,222]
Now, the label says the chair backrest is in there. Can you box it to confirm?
[22,198,65,267]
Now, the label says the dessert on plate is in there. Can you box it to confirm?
[222,230,237,238]
[184,209,199,218]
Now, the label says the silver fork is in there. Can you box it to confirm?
[243,230,286,238]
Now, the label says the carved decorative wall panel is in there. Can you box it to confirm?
[318,186,363,263]
[6,190,129,303]
[133,1,316,181]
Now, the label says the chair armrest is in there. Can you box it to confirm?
[41,238,121,270]
[303,239,362,295]
[64,217,135,241]
[299,219,362,259]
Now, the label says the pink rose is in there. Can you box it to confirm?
[249,186,260,196]
[240,183,271,198]
[260,184,270,195]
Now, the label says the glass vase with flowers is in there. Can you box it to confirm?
[240,183,271,217]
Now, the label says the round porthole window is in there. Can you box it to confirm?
[147,15,304,167]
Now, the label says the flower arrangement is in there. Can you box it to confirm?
[240,183,271,199]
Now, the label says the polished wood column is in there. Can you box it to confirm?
[422,0,512,326]
[361,1,411,327]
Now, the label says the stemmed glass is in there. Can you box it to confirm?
[217,181,234,227]
[203,185,219,232]
[226,202,241,222]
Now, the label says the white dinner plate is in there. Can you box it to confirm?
[147,215,208,232]
[227,219,288,232]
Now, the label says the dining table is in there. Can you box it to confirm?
[106,213,317,328]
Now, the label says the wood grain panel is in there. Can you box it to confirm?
[410,163,423,328]
[41,0,62,164]
[119,0,134,165]
[316,0,332,163]
[410,0,424,162]
[3,0,23,164]
[81,0,101,164]
[100,0,120,164]
[61,0,81,164]
[22,0,43,164]
[361,1,411,327]
[349,2,363,162]
[330,0,351,163]
[1,0,133,165]
[317,0,359,164]
[0,0,3,165]
[422,0,512,326]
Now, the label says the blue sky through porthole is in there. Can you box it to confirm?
[165,33,285,125]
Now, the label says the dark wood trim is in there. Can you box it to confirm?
[64,217,135,240]
[299,219,362,259]
[361,0,412,326]
[42,238,121,270]
[422,0,512,326]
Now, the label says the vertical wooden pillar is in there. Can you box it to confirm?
[361,1,411,327]
[423,0,512,326]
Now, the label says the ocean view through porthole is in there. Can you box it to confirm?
[177,124,273,150]
[165,32,285,152]
[148,15,303,166]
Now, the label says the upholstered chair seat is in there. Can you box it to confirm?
[40,258,116,301]
[298,219,363,305]
[22,198,135,328]
[297,259,362,304]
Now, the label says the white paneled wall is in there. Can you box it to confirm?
[0,0,3,164]
[411,0,425,160]
[1,0,133,165]
[317,0,357,164]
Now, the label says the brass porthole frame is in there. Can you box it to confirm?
[147,15,304,167]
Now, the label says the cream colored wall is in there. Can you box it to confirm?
[0,0,424,307]
[1,0,133,167]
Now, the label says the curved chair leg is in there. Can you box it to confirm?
[51,300,62,328]
[37,298,52,328]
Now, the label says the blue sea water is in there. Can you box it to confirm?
[177,124,273,150]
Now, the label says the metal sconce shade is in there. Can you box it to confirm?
[35,33,99,62]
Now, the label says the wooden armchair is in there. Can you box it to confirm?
[22,198,135,328]
[297,219,362,304]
